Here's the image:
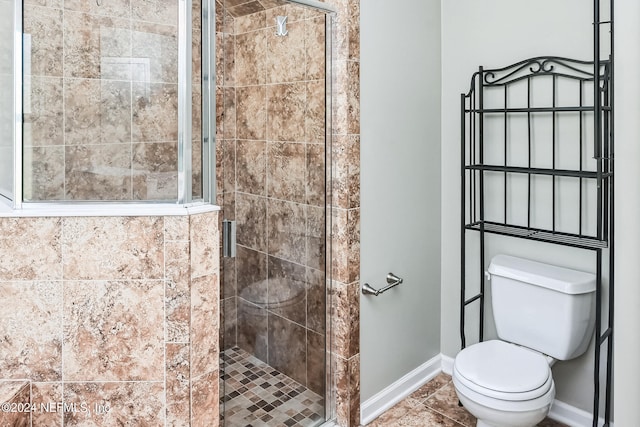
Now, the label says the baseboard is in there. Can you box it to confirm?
[441,354,454,375]
[549,399,614,427]
[360,354,442,425]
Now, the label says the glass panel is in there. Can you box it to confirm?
[219,1,329,425]
[21,0,205,203]
[0,0,14,201]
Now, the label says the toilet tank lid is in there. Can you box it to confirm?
[488,255,596,294]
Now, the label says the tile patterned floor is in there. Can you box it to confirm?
[219,352,567,427]
[365,373,568,427]
[220,347,325,427]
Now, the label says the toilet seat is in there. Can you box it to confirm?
[453,340,553,402]
[453,373,555,413]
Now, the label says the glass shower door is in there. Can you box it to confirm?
[218,0,332,425]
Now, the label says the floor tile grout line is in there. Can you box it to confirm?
[394,405,468,427]
[411,377,454,405]
[423,404,471,427]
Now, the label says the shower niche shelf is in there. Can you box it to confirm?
[460,43,614,427]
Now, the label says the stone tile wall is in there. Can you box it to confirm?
[324,0,361,425]
[0,211,219,426]
[0,380,31,426]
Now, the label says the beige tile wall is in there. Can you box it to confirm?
[322,0,361,425]
[22,0,203,202]
[0,211,219,426]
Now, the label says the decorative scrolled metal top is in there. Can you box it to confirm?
[465,56,609,96]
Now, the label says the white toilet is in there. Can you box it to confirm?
[452,254,597,427]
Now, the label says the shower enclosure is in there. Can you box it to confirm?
[1,0,336,423]
[217,0,335,425]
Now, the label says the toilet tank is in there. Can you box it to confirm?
[488,255,597,360]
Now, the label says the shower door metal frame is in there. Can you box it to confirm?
[323,8,337,425]
[201,0,217,204]
[11,0,23,209]
[177,0,194,204]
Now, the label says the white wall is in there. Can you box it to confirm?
[440,0,608,414]
[613,0,640,424]
[360,0,441,403]
[0,0,14,200]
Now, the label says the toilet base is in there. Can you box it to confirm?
[456,385,551,427]
[475,420,540,427]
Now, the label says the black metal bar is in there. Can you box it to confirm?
[603,65,610,243]
[465,221,608,250]
[504,85,508,225]
[552,75,557,233]
[605,212,614,426]
[605,0,615,421]
[472,88,476,223]
[593,248,602,427]
[486,73,598,88]
[464,293,482,306]
[579,81,584,236]
[469,106,603,113]
[595,0,603,243]
[483,55,598,74]
[527,77,532,229]
[479,66,486,343]
[599,327,612,344]
[465,164,600,179]
[461,92,467,350]
[592,10,613,427]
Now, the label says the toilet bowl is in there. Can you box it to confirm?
[452,255,596,427]
[453,340,555,427]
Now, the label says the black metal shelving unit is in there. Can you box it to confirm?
[459,2,614,426]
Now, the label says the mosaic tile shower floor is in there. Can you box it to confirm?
[220,347,325,427]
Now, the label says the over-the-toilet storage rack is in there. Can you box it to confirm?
[459,1,614,426]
